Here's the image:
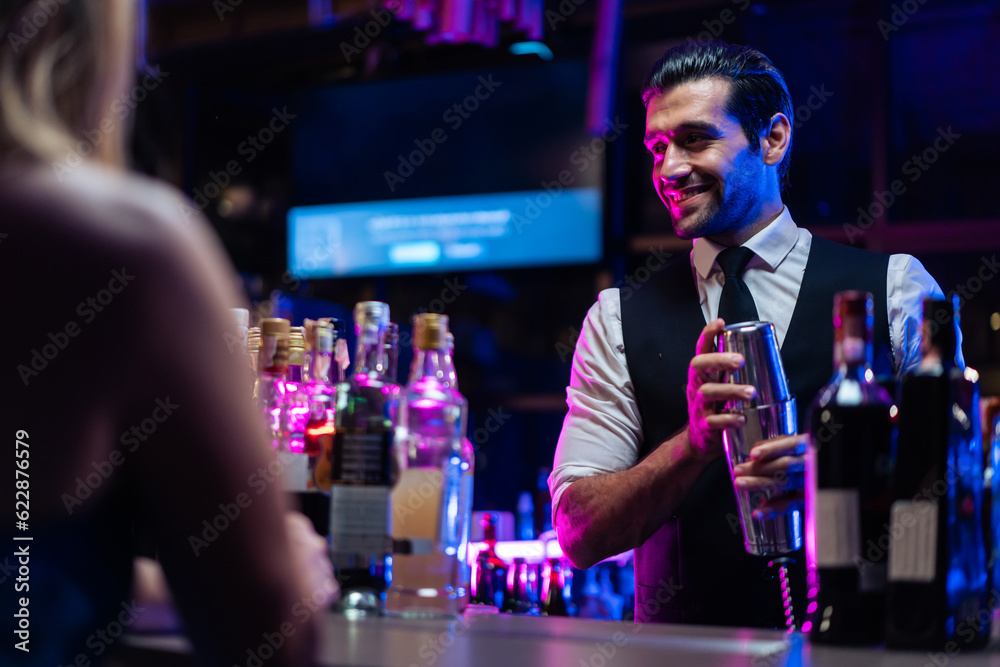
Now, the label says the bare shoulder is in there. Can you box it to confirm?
[0,161,211,260]
[0,161,237,299]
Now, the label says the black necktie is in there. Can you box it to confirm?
[716,246,760,325]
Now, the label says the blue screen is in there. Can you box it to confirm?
[288,188,601,278]
[289,60,603,277]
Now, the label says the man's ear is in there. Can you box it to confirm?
[761,113,791,167]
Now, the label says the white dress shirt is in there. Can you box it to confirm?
[549,208,951,521]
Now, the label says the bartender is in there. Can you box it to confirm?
[549,40,948,627]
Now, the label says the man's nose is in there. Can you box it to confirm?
[659,143,691,184]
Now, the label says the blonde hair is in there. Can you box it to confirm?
[0,0,134,169]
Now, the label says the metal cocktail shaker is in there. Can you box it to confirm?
[716,322,802,557]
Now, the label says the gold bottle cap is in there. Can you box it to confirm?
[261,318,290,338]
[413,313,449,350]
[289,326,306,348]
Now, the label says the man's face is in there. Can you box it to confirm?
[644,77,769,241]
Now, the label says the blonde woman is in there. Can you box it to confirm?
[0,2,331,664]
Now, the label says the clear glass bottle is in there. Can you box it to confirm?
[297,320,339,535]
[284,326,309,454]
[309,319,342,494]
[387,313,474,617]
[330,302,399,617]
[805,291,895,644]
[247,326,261,386]
[254,318,289,450]
[382,321,399,384]
[886,297,989,650]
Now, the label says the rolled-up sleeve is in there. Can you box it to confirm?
[888,254,964,374]
[549,288,645,524]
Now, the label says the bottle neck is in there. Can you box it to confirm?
[259,335,288,377]
[310,350,332,384]
[408,347,448,385]
[354,327,387,380]
[833,333,871,381]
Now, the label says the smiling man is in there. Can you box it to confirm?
[550,41,948,627]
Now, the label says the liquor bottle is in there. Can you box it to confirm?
[382,321,399,384]
[247,326,261,384]
[886,297,989,650]
[541,558,569,616]
[443,332,458,389]
[309,319,342,495]
[472,550,499,609]
[285,327,309,452]
[255,318,289,449]
[297,320,339,535]
[472,513,507,609]
[330,302,400,616]
[804,291,895,644]
[387,313,474,617]
[503,558,536,614]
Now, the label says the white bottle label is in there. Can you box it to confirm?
[815,489,861,567]
[330,486,390,557]
[278,451,310,492]
[887,500,938,582]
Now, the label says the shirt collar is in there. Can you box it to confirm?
[691,206,799,280]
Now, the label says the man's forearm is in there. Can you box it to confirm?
[555,426,717,569]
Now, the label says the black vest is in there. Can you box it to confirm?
[620,236,891,627]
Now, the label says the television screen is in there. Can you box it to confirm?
[289,59,603,278]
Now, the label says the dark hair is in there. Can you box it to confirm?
[641,40,794,187]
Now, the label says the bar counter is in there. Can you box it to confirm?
[124,610,1000,666]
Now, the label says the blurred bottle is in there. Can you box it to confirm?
[382,321,399,384]
[284,327,308,453]
[886,297,989,650]
[503,557,536,614]
[471,513,506,609]
[517,491,535,541]
[387,314,473,617]
[296,319,341,536]
[246,326,261,391]
[805,291,895,645]
[541,558,569,616]
[254,318,289,450]
[330,302,399,617]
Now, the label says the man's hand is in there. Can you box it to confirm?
[732,434,807,516]
[686,318,755,458]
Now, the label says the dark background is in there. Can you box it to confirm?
[133,0,1000,521]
